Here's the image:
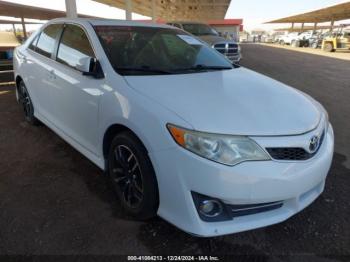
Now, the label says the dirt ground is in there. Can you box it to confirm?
[0,44,349,261]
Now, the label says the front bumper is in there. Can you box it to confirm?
[150,124,334,237]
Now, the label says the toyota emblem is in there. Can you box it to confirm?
[309,135,320,153]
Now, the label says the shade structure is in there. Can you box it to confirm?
[266,2,350,24]
[94,0,231,21]
[0,0,95,20]
[274,25,342,32]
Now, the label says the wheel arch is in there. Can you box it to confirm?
[15,75,23,90]
[102,123,149,161]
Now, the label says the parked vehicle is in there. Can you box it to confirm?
[279,32,299,45]
[14,18,334,237]
[322,25,350,52]
[167,21,241,63]
[291,31,314,47]
[279,31,314,47]
[308,32,324,49]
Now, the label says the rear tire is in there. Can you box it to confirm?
[107,131,159,220]
[17,81,40,126]
[311,42,318,49]
[323,43,334,52]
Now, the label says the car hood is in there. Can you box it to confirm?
[197,35,231,45]
[124,68,321,136]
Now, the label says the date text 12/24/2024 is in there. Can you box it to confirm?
[127,256,220,261]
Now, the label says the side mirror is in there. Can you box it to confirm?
[76,56,104,79]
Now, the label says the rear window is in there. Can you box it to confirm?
[57,24,95,69]
[28,34,39,51]
[36,24,62,58]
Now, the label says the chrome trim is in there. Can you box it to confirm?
[230,201,284,212]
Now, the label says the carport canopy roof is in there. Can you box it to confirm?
[274,25,342,32]
[0,19,43,25]
[266,2,350,23]
[93,0,232,21]
[0,0,94,20]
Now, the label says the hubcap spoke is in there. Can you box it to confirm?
[114,175,128,183]
[132,181,143,201]
[131,162,138,173]
[125,183,132,205]
[115,146,129,170]
[133,179,143,193]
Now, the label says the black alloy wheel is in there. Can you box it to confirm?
[18,81,39,125]
[107,131,159,219]
[111,144,144,209]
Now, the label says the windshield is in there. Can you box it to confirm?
[182,23,218,36]
[94,26,233,76]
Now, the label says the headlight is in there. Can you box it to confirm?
[167,124,270,166]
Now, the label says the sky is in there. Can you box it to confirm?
[1,0,349,32]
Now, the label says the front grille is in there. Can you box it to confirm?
[228,201,283,217]
[266,131,325,161]
[214,43,238,55]
[266,147,311,160]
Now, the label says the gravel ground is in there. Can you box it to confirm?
[0,44,349,261]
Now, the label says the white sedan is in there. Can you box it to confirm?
[13,18,334,237]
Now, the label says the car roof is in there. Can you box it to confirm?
[49,18,173,29]
[169,21,206,25]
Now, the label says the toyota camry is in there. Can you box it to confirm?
[13,18,334,237]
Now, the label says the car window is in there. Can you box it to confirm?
[57,24,95,69]
[182,24,218,36]
[36,24,62,58]
[28,34,40,51]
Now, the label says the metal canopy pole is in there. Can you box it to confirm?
[151,0,157,22]
[330,19,334,32]
[20,16,27,40]
[65,0,78,18]
[125,0,132,20]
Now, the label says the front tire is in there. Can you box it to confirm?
[107,131,159,220]
[17,81,40,125]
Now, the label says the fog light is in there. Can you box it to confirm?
[192,192,231,222]
[199,200,223,217]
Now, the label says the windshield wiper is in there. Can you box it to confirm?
[116,66,173,75]
[173,64,233,72]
